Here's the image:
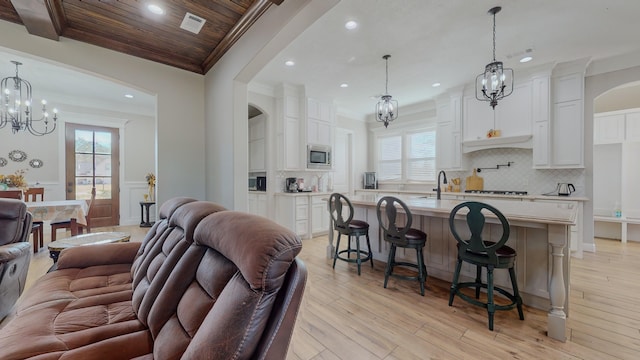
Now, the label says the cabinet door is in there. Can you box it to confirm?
[247,193,257,215]
[625,112,640,142]
[532,121,549,167]
[308,118,332,146]
[552,100,583,167]
[594,114,624,144]
[256,194,267,218]
[249,138,265,171]
[285,118,301,170]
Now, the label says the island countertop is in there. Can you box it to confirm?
[346,194,578,226]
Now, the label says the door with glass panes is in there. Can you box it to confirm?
[65,124,120,227]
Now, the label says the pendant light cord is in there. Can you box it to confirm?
[385,56,389,94]
[492,11,497,62]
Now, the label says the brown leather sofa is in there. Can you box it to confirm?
[0,197,307,359]
[0,198,32,321]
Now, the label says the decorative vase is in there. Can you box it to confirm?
[148,185,155,201]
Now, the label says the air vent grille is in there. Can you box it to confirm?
[180,12,206,34]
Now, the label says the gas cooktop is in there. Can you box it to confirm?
[464,190,528,196]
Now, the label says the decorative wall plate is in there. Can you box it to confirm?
[29,159,44,168]
[8,150,27,162]
[0,157,7,167]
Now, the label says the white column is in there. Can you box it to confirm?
[547,224,568,342]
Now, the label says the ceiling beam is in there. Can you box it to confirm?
[202,0,275,73]
[269,0,285,5]
[10,0,65,41]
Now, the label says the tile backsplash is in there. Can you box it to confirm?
[448,148,586,196]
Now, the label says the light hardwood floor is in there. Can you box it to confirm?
[13,226,640,359]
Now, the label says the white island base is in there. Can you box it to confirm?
[326,195,577,342]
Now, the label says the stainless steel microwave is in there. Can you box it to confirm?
[307,144,331,169]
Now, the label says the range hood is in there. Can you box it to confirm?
[462,135,532,153]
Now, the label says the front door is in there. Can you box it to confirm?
[65,124,120,227]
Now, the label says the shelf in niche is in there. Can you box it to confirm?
[462,135,533,153]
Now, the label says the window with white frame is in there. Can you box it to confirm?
[376,129,436,182]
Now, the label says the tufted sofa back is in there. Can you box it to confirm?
[141,210,304,359]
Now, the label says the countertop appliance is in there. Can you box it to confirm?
[248,177,257,191]
[307,144,331,170]
[285,177,298,192]
[557,183,575,196]
[364,172,377,189]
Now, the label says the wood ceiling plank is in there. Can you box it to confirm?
[10,0,62,40]
[202,0,274,73]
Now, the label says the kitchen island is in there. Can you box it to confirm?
[327,194,578,342]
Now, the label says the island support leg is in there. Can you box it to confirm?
[548,224,568,342]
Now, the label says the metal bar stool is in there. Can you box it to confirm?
[328,193,373,275]
[448,201,524,330]
[376,196,427,296]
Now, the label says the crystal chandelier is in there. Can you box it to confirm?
[376,54,398,128]
[1,61,58,136]
[476,6,513,109]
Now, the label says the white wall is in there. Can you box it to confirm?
[204,0,338,209]
[0,20,206,206]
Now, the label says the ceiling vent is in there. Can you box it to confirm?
[180,12,206,34]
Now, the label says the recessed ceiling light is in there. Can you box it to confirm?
[340,83,349,88]
[147,4,165,15]
[432,82,441,88]
[284,60,295,67]
[125,94,134,99]
[345,20,358,30]
[520,56,533,63]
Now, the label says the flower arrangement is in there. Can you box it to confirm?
[146,173,156,187]
[145,173,156,201]
[0,169,29,188]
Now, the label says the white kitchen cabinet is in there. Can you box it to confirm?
[436,94,464,170]
[551,100,583,167]
[310,195,330,236]
[594,113,625,144]
[463,95,495,142]
[276,194,310,238]
[625,111,640,142]
[276,85,304,171]
[249,115,266,172]
[307,98,334,147]
[247,192,267,218]
[532,121,549,167]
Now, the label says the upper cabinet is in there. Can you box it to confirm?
[307,98,334,147]
[595,109,640,144]
[276,84,304,171]
[249,114,266,172]
[436,93,464,170]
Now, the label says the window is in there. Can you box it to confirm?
[376,129,436,182]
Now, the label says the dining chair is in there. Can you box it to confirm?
[0,190,23,200]
[328,193,373,275]
[51,188,95,242]
[23,187,45,253]
[376,196,428,296]
[448,201,524,330]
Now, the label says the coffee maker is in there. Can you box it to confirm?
[285,177,298,192]
[364,172,377,189]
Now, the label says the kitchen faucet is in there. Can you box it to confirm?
[436,170,448,200]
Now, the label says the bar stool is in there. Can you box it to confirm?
[448,201,524,330]
[376,196,427,296]
[328,193,373,275]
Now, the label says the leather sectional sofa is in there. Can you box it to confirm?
[0,197,307,359]
[0,198,32,321]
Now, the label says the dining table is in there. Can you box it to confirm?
[26,200,89,236]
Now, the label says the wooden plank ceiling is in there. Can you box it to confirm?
[0,0,284,74]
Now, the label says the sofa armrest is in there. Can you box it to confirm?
[0,241,31,263]
[57,242,141,269]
